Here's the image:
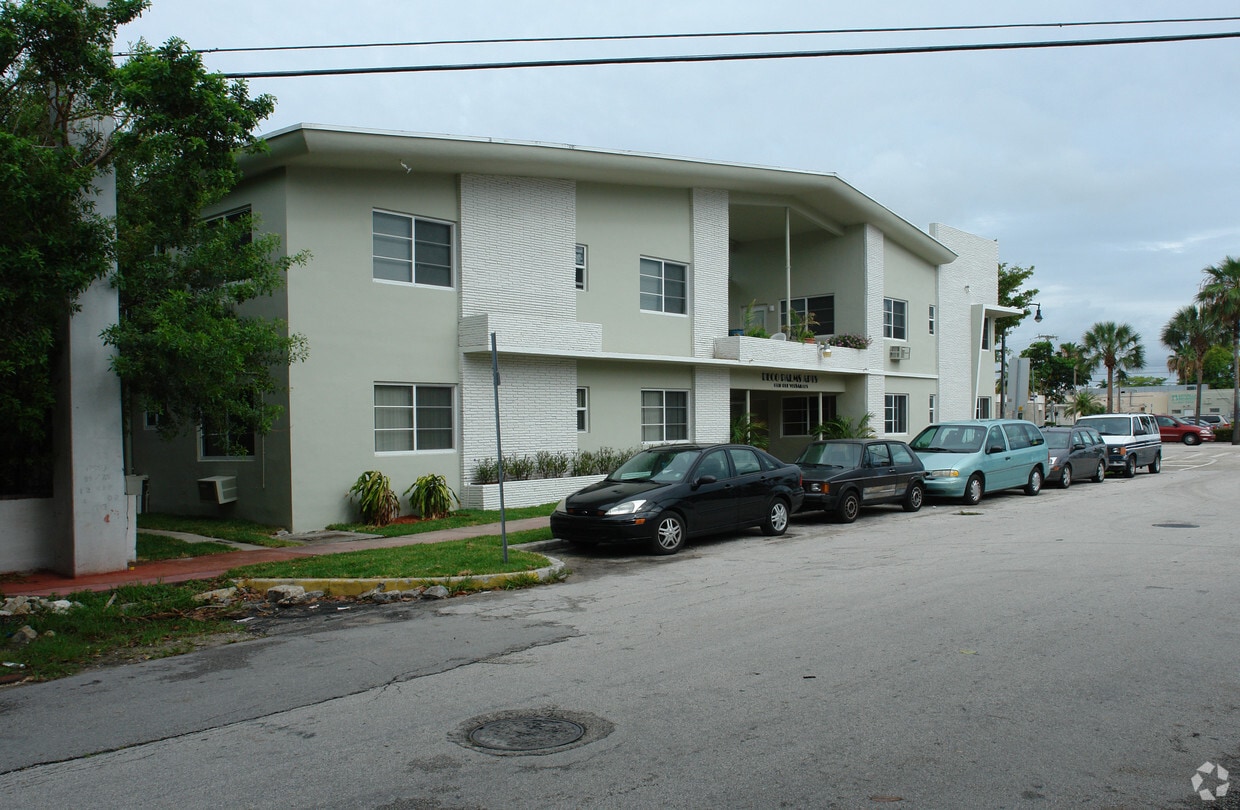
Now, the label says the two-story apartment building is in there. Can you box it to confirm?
[128,124,1013,533]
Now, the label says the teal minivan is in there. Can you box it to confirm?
[910,419,1050,505]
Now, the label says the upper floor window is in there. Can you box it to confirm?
[884,298,907,340]
[372,210,453,287]
[929,394,936,423]
[982,317,991,350]
[780,294,835,335]
[575,244,588,290]
[928,305,936,335]
[374,383,454,452]
[577,387,589,432]
[639,257,687,314]
[199,418,256,460]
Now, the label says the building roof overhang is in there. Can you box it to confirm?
[240,124,958,266]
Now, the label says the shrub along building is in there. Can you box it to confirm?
[128,124,1016,533]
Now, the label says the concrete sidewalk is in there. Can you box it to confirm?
[3,517,552,597]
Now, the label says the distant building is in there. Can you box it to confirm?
[120,125,1014,534]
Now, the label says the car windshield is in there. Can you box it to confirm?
[607,448,700,484]
[796,443,862,469]
[1044,432,1071,450]
[1079,417,1129,436]
[910,425,985,453]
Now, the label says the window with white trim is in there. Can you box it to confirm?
[779,294,835,335]
[575,244,588,290]
[928,305,936,335]
[639,257,687,314]
[372,210,453,287]
[782,396,812,437]
[884,394,908,434]
[928,394,936,423]
[374,384,454,452]
[576,387,589,432]
[975,397,992,419]
[641,389,689,442]
[884,298,907,340]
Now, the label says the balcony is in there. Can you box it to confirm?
[713,335,869,374]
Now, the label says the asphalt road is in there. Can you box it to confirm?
[2,442,1237,808]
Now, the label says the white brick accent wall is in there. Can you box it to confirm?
[459,174,576,320]
[460,474,606,510]
[692,188,729,358]
[864,225,888,433]
[693,366,731,442]
[930,223,1000,420]
[459,355,578,485]
[459,313,603,354]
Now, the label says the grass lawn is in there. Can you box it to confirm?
[137,533,235,561]
[137,513,299,548]
[1,525,560,682]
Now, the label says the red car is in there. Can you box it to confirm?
[1154,414,1214,445]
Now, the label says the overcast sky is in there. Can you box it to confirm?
[119,1,1240,379]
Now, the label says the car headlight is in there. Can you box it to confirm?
[554,498,567,513]
[927,469,959,478]
[605,499,648,516]
[1048,455,1061,467]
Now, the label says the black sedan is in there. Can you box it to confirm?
[549,443,804,555]
[794,438,926,522]
[1041,426,1107,487]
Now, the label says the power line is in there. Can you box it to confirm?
[218,30,1240,80]
[176,15,1240,56]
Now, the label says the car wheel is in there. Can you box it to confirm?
[761,498,790,536]
[836,491,861,523]
[1024,467,1043,496]
[1060,465,1072,489]
[1093,460,1106,483]
[902,483,925,513]
[649,512,686,555]
[1149,454,1162,474]
[961,474,983,506]
[1183,433,1200,446]
[1123,457,1137,478]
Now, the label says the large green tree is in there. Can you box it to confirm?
[1020,339,1078,404]
[1,0,306,487]
[1081,321,1145,412]
[1196,256,1240,442]
[1161,304,1225,421]
[995,262,1039,417]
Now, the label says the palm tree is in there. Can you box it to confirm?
[1161,304,1225,422]
[1081,322,1145,412]
[1058,341,1095,390]
[1196,256,1240,444]
[1064,390,1104,420]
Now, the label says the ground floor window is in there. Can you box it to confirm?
[975,397,992,419]
[577,387,589,432]
[781,394,838,436]
[884,394,908,434]
[929,393,937,423]
[199,421,256,460]
[641,389,689,442]
[374,384,454,452]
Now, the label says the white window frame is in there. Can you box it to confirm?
[639,257,688,315]
[575,244,588,291]
[928,305,936,336]
[975,397,992,419]
[374,383,456,454]
[372,209,455,288]
[641,389,690,443]
[929,393,936,423]
[884,298,907,340]
[884,393,908,434]
[576,387,589,432]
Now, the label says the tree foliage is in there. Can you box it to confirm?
[1196,256,1240,437]
[1161,304,1224,419]
[1,0,306,476]
[1081,322,1146,412]
[1020,340,1078,403]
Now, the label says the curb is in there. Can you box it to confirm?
[236,555,567,598]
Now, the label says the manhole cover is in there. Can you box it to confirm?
[468,717,585,751]
[1153,522,1199,529]
[454,708,613,756]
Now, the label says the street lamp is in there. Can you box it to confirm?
[1033,303,1043,323]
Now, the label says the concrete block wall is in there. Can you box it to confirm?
[459,354,578,485]
[930,223,999,420]
[459,174,576,320]
[692,188,729,358]
[864,225,888,433]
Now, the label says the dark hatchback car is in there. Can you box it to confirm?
[794,439,926,522]
[550,443,804,555]
[1042,426,1107,488]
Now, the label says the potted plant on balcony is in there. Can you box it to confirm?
[741,300,769,338]
[789,309,820,343]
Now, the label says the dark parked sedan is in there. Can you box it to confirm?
[794,438,925,522]
[550,444,804,555]
[1042,426,1107,488]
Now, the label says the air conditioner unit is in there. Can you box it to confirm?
[889,346,911,360]
[197,475,237,504]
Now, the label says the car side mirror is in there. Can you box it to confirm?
[987,443,1005,454]
[1073,443,1085,450]
[694,475,718,487]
